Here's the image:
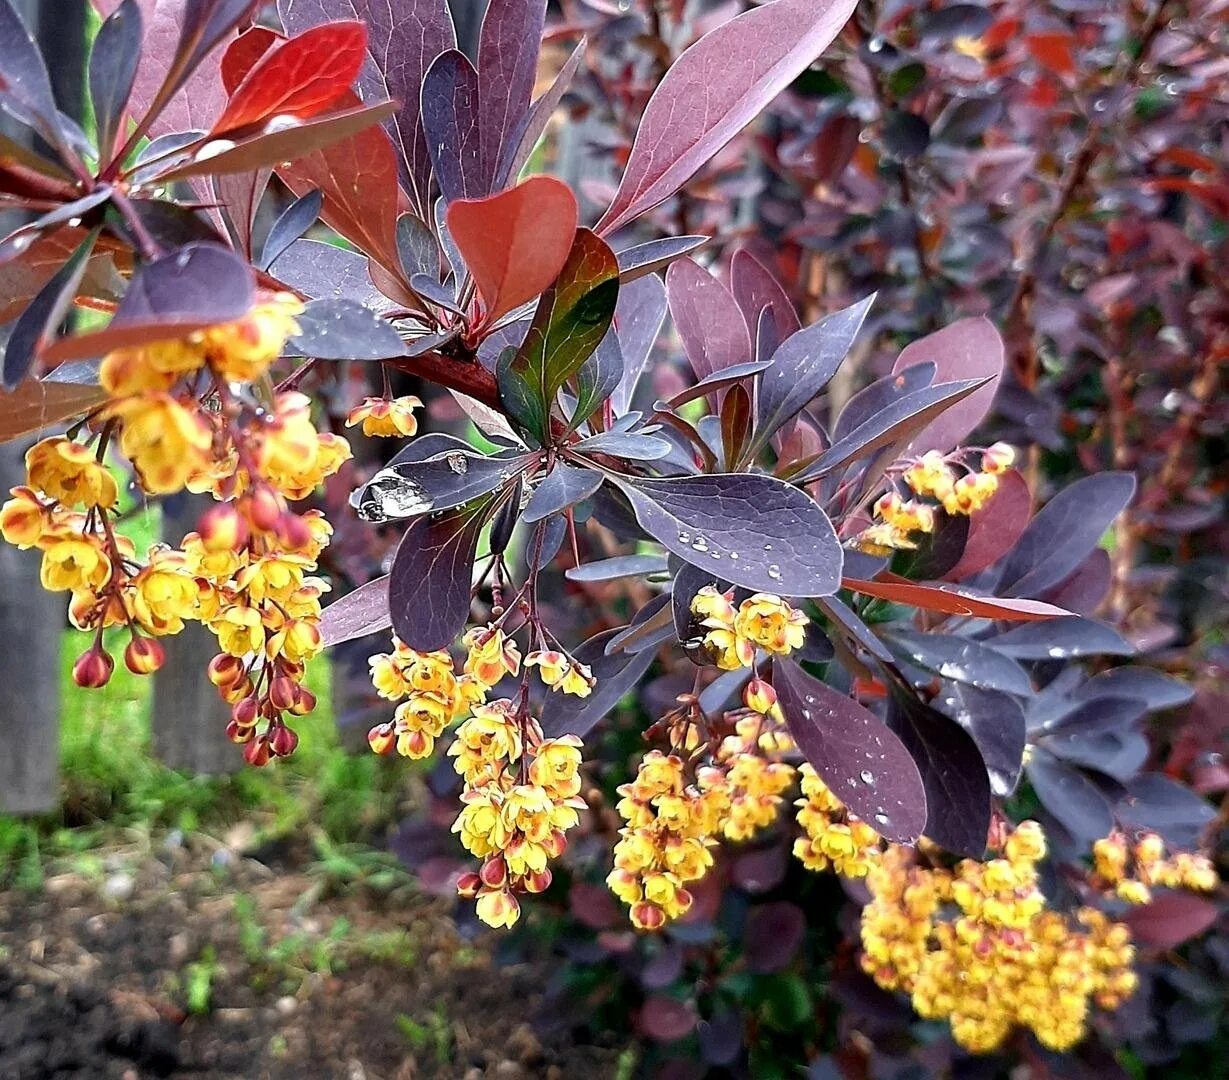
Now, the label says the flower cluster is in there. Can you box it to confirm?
[857,443,1014,555]
[793,764,885,878]
[345,395,423,438]
[451,701,586,929]
[1,297,349,760]
[1093,831,1219,904]
[691,586,807,671]
[860,821,1138,1053]
[711,692,796,843]
[607,751,728,929]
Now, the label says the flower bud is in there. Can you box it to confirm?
[208,653,245,689]
[198,502,249,552]
[124,636,165,675]
[290,687,317,715]
[231,696,260,728]
[244,486,283,532]
[456,872,481,898]
[220,676,254,704]
[480,856,507,889]
[244,735,271,767]
[982,442,1015,474]
[367,723,395,756]
[524,869,552,894]
[268,675,298,711]
[226,718,255,744]
[276,512,312,552]
[268,722,299,757]
[743,676,778,714]
[630,902,665,931]
[73,645,114,688]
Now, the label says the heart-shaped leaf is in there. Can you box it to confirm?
[774,658,927,844]
[595,0,859,234]
[447,177,579,332]
[608,472,843,597]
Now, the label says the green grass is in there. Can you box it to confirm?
[0,632,410,888]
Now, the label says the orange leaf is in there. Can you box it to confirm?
[841,573,1071,622]
[446,177,579,332]
[220,26,284,96]
[212,22,368,135]
[1026,32,1076,77]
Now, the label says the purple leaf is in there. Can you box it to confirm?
[213,169,272,257]
[815,596,893,663]
[278,0,457,219]
[744,902,807,973]
[933,682,1026,796]
[3,230,96,389]
[987,616,1134,660]
[259,188,323,269]
[608,472,842,597]
[409,273,463,315]
[354,448,530,523]
[887,631,1033,696]
[832,362,934,442]
[498,37,585,186]
[288,298,407,360]
[611,273,667,415]
[90,0,144,162]
[523,461,603,523]
[564,554,669,583]
[1042,729,1148,782]
[0,0,75,160]
[477,0,546,192]
[698,1009,744,1066]
[639,997,697,1044]
[753,294,874,451]
[569,330,625,432]
[1024,748,1113,848]
[891,318,1003,453]
[269,239,391,310]
[1042,548,1112,616]
[529,514,566,569]
[44,242,255,362]
[594,0,859,235]
[389,498,494,652]
[320,575,390,647]
[774,659,927,843]
[796,378,988,482]
[1123,892,1220,950]
[1073,668,1194,711]
[995,472,1136,598]
[605,593,674,655]
[539,627,659,738]
[665,257,751,383]
[1035,696,1147,738]
[659,360,771,412]
[573,432,672,461]
[886,692,991,857]
[731,844,787,893]
[1115,773,1217,849]
[617,235,708,283]
[730,250,800,349]
[422,49,483,203]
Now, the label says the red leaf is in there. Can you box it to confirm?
[945,469,1031,581]
[277,89,407,282]
[446,177,579,331]
[1123,892,1220,950]
[212,22,368,135]
[220,26,283,95]
[1026,32,1076,77]
[842,573,1071,622]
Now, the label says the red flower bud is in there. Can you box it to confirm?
[198,502,249,552]
[231,696,259,728]
[524,869,552,894]
[268,722,299,757]
[226,719,254,744]
[367,723,395,756]
[243,735,271,767]
[290,687,317,716]
[208,653,245,689]
[479,856,507,889]
[244,486,282,532]
[73,646,114,688]
[456,872,481,899]
[268,675,298,711]
[277,512,312,551]
[124,636,165,675]
[220,676,254,704]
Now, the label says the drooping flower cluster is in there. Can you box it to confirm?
[793,763,886,879]
[860,821,1138,1053]
[451,700,586,928]
[692,586,807,671]
[857,443,1014,555]
[1,296,350,760]
[1092,830,1218,904]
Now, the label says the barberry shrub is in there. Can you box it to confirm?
[0,0,1219,1068]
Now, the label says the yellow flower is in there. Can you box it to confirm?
[475,887,520,929]
[40,537,111,593]
[734,593,807,655]
[529,736,583,798]
[25,438,118,509]
[205,293,304,382]
[525,649,594,697]
[345,395,423,438]
[130,549,199,635]
[110,393,214,495]
[464,625,521,687]
[0,487,49,548]
[211,603,265,656]
[982,442,1015,474]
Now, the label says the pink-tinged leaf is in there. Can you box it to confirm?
[730,249,800,348]
[220,25,282,94]
[1042,548,1112,617]
[157,100,398,182]
[774,658,927,844]
[0,366,108,443]
[891,316,1003,454]
[842,573,1072,622]
[477,0,547,192]
[446,176,578,331]
[1123,892,1220,950]
[277,89,406,282]
[212,22,366,135]
[421,49,483,203]
[665,257,752,383]
[278,0,457,220]
[595,0,858,235]
[43,243,255,362]
[945,468,1031,581]
[320,575,390,647]
[639,997,697,1043]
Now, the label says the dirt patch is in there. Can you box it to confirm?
[0,838,624,1079]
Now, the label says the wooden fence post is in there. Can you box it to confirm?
[150,495,238,774]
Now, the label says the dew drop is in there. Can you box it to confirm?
[195,138,237,162]
[874,812,890,827]
[859,770,875,785]
[445,451,468,474]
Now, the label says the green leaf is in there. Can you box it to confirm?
[498,228,619,443]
